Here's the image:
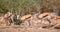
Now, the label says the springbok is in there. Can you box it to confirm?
[20,14,32,27]
[38,12,60,19]
[20,14,32,21]
[4,12,14,25]
[38,13,56,28]
[38,13,51,19]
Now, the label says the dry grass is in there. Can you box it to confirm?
[0,0,60,32]
[0,0,60,16]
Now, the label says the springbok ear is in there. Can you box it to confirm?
[20,14,32,20]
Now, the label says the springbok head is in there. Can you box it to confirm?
[4,12,14,19]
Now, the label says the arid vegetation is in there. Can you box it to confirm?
[0,0,60,15]
[0,0,60,32]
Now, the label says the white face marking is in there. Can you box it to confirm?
[17,15,20,19]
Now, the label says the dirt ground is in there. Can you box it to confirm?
[0,26,60,32]
[0,13,60,32]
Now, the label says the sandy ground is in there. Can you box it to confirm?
[0,26,60,32]
[0,13,60,32]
